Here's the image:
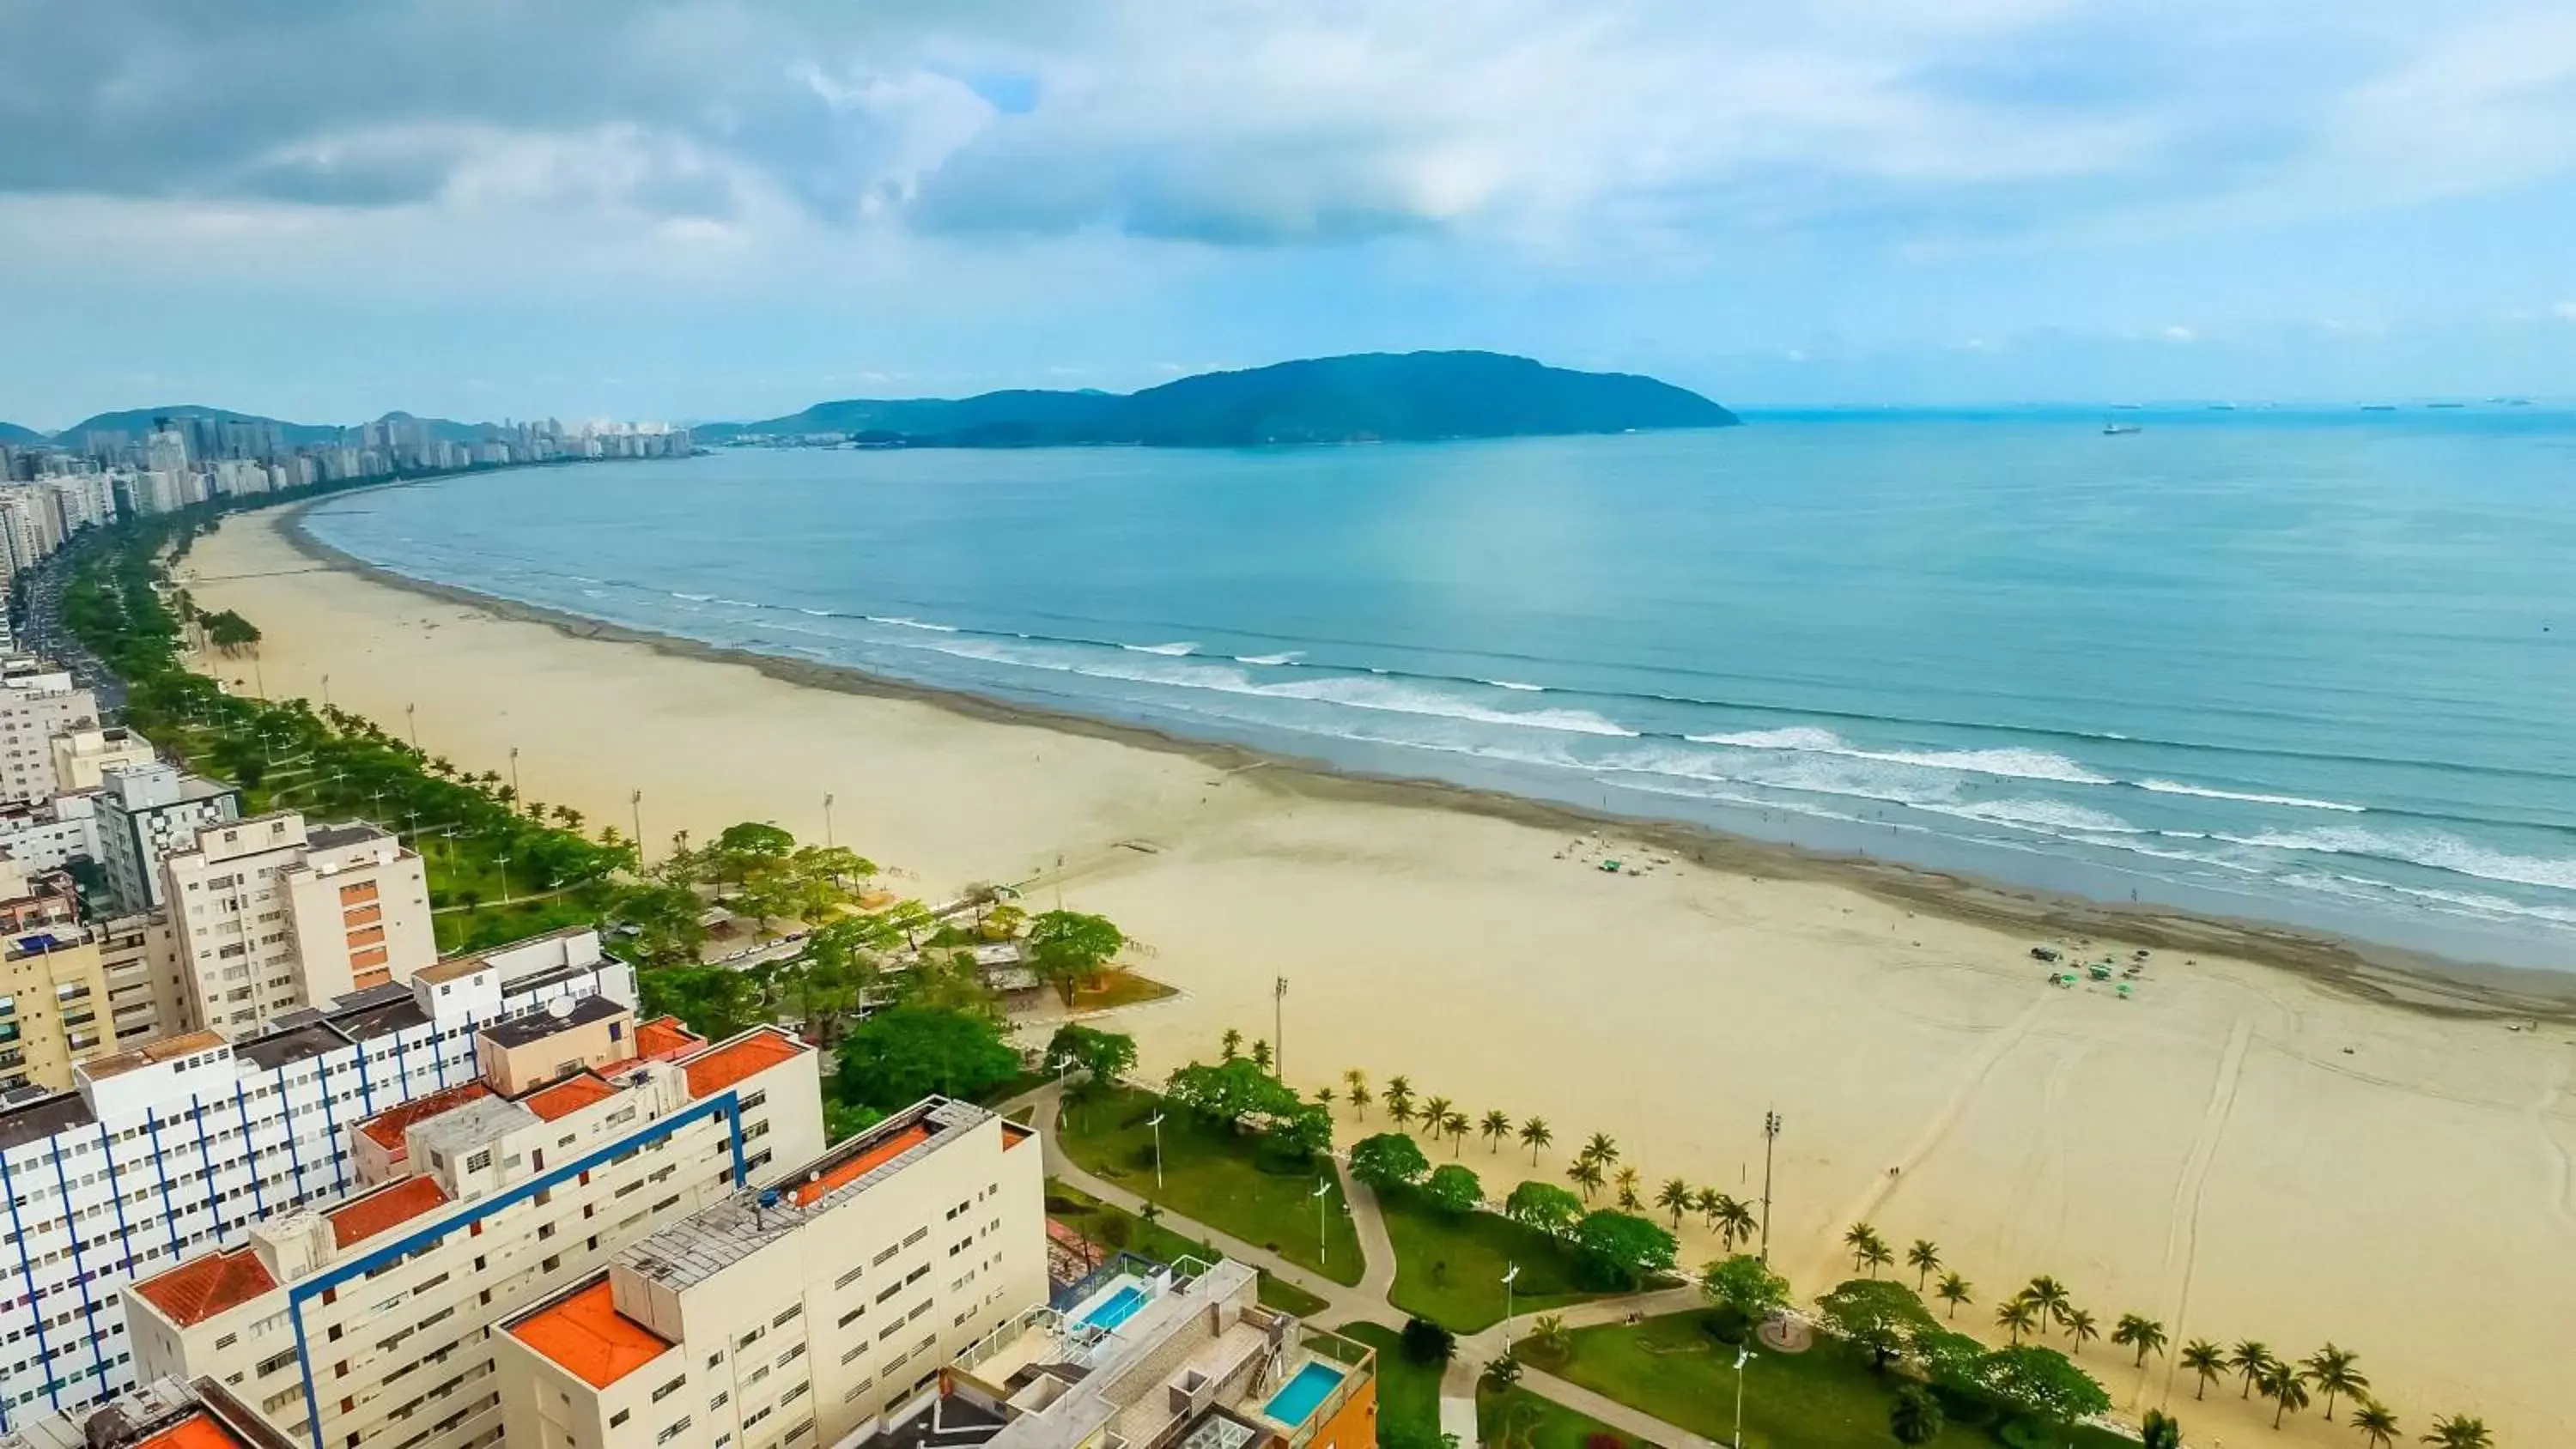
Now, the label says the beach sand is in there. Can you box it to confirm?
[182,506,2576,1445]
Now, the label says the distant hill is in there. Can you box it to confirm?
[0,421,43,446]
[701,351,1735,446]
[33,404,505,446]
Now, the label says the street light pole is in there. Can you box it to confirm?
[630,790,645,867]
[405,701,418,750]
[508,746,521,801]
[1502,1263,1521,1331]
[320,673,331,710]
[1147,1113,1166,1192]
[1759,1110,1782,1265]
[823,793,835,849]
[1732,1346,1753,1447]
[1313,1178,1334,1265]
[1273,975,1288,1081]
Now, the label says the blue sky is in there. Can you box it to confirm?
[2,0,2573,427]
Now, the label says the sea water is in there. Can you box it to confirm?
[304,411,2576,967]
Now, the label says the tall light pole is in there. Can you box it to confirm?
[1759,1110,1782,1265]
[508,746,521,800]
[630,790,645,866]
[1273,975,1288,1081]
[1731,1345,1754,1448]
[405,701,418,750]
[823,792,835,849]
[1146,1113,1166,1191]
[320,673,331,710]
[495,852,513,906]
[1502,1263,1521,1331]
[1313,1178,1334,1266]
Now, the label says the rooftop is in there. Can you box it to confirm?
[522,1071,618,1123]
[135,1416,247,1449]
[480,993,626,1050]
[678,1027,804,1099]
[304,822,392,853]
[504,1276,675,1390]
[635,1016,702,1060]
[355,1081,493,1152]
[0,1090,93,1153]
[130,1248,278,1328]
[409,1095,539,1164]
[323,989,428,1042]
[76,1030,228,1081]
[789,1122,933,1207]
[326,1175,449,1250]
[232,1022,351,1073]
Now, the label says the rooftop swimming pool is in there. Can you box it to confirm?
[1079,1282,1149,1331]
[1261,1361,1346,1425]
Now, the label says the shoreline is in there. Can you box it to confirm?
[275,495,2576,1025]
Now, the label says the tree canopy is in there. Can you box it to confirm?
[1349,1131,1432,1191]
[1424,1163,1484,1215]
[1572,1210,1676,1288]
[1699,1254,1791,1323]
[1976,1344,2111,1428]
[1045,1023,1137,1086]
[835,1006,1021,1113]
[1814,1279,1941,1372]
[1024,909,1126,1006]
[1503,1180,1583,1234]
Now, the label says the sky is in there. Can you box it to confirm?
[3,0,2574,428]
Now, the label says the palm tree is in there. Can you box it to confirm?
[2063,1308,2100,1356]
[1424,1097,1455,1140]
[1314,1086,1338,1114]
[1565,1156,1605,1201]
[1692,1186,1723,1234]
[2230,1341,2275,1400]
[2257,1359,2310,1428]
[1995,1298,2039,1346]
[1528,1314,1572,1361]
[2302,1344,2367,1422]
[1579,1132,1618,1167]
[2021,1276,2074,1332]
[1905,1239,1941,1292]
[1613,1166,1642,1213]
[1250,1040,1274,1072]
[2348,1401,2398,1449]
[1843,1222,1883,1273]
[2112,1313,2169,1368]
[1383,1076,1416,1126]
[1440,1109,1470,1155]
[1221,1028,1243,1061]
[2179,1339,2226,1399]
[1860,1239,1895,1279]
[1714,1195,1757,1252]
[2141,1410,2182,1449]
[1343,1070,1370,1119]
[1654,1179,1693,1229]
[2421,1414,2491,1448]
[1480,1109,1513,1154]
[1519,1117,1552,1163]
[1934,1273,1972,1319]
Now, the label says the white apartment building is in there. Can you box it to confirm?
[162,813,434,1038]
[0,793,101,875]
[123,1022,823,1449]
[96,765,240,916]
[0,663,102,806]
[0,1374,272,1449]
[49,730,158,796]
[0,928,634,1426]
[493,1098,1046,1449]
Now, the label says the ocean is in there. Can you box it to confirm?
[302,411,2576,967]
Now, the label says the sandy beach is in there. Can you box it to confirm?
[180,504,2576,1446]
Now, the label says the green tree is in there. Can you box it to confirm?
[1578,1131,1618,1167]
[2230,1340,2275,1399]
[2021,1275,2075,1334]
[1518,1116,1552,1163]
[1527,1313,1573,1362]
[1842,1222,1886,1276]
[1438,1108,1471,1155]
[2421,1414,2492,1448]
[1813,1278,1937,1373]
[1654,1178,1693,1229]
[1564,1155,1604,1201]
[1889,1385,1945,1446]
[1165,1058,1309,1131]
[1385,1076,1418,1131]
[1044,1023,1137,1088]
[1342,1069,1370,1119]
[2348,1400,2399,1448]
[1024,910,1126,1006]
[1479,1351,1522,1391]
[1503,1180,1583,1234]
[2302,1343,2368,1422]
[1571,1210,1675,1288]
[640,963,759,1040]
[1423,1095,1455,1141]
[1249,1039,1273,1072]
[2258,1358,2312,1428]
[1710,1193,1756,1252]
[1975,1345,2110,1432]
[1424,1163,1483,1215]
[1905,1239,1941,1291]
[1479,1108,1513,1154]
[1995,1298,2040,1347]
[1698,1254,1790,1323]
[708,821,797,888]
[2113,1313,2169,1368]
[2063,1307,2100,1356]
[1400,1317,1455,1366]
[1349,1132,1433,1191]
[2178,1339,2226,1399]
[2141,1410,2183,1449]
[1218,1030,1241,1060]
[1935,1272,1974,1319]
[834,1006,1020,1113]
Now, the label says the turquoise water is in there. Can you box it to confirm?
[305,412,2576,967]
[1261,1361,1346,1424]
[1081,1282,1149,1330]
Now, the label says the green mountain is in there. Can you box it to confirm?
[37,405,504,446]
[701,351,1735,446]
[0,421,45,446]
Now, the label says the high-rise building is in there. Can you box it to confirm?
[0,928,635,1422]
[161,812,435,1038]
[96,765,242,916]
[0,1374,276,1449]
[124,1021,823,1449]
[48,728,159,796]
[0,861,112,1092]
[0,661,101,805]
[494,1097,1047,1449]
[0,791,103,874]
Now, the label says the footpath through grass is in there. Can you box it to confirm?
[1540,1311,2132,1449]
[1046,1179,1333,1319]
[1054,1085,1364,1285]
[1376,1177,1607,1331]
[1341,1322,1640,1449]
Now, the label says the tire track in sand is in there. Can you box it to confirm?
[2529,1045,2576,1233]
[2154,1012,2253,1406]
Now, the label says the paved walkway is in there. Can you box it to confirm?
[1013,1082,1716,1449]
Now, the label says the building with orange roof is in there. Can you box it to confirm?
[0,926,635,1422]
[493,1098,1045,1449]
[124,1025,820,1449]
[0,1376,278,1449]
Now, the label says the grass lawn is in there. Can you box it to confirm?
[1054,1085,1364,1285]
[1540,1312,2135,1449]
[1339,1323,1443,1438]
[1376,1179,1607,1331]
[1071,968,1175,1011]
[1478,1385,1636,1449]
[1045,1179,1331,1319]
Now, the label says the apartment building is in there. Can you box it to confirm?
[0,793,100,875]
[0,928,633,1424]
[872,1255,1378,1449]
[494,1098,1047,1449]
[95,765,241,915]
[0,1376,276,1449]
[0,663,101,806]
[0,862,107,1093]
[162,813,434,1038]
[49,730,158,796]
[123,1022,823,1449]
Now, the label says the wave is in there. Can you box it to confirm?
[1687,725,2114,785]
[797,607,837,617]
[2138,779,2364,812]
[1481,679,1546,692]
[1235,651,1303,665]
[1925,798,2147,835]
[1122,641,1200,657]
[2212,826,2576,893]
[671,591,715,602]
[866,615,957,633]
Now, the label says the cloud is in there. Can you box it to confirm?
[2555,302,2576,322]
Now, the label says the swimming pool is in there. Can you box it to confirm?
[1081,1283,1149,1331]
[1261,1362,1346,1425]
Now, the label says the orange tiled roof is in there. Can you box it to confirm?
[507,1277,673,1389]
[523,1071,618,1123]
[357,1081,495,1151]
[790,1123,934,1207]
[1001,1120,1036,1150]
[635,1016,702,1061]
[328,1175,451,1249]
[680,1028,802,1099]
[131,1247,277,1327]
[137,1415,252,1449]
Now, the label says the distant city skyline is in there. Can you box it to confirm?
[3,2,2573,425]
